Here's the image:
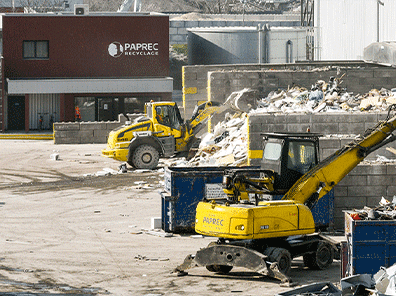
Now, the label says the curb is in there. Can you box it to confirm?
[0,134,54,140]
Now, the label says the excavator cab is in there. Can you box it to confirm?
[261,132,321,192]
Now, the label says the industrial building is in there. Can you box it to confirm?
[1,12,172,132]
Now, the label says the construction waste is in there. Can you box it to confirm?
[166,76,396,168]
[348,196,396,221]
[277,265,396,296]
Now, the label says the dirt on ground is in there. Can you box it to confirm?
[0,140,343,295]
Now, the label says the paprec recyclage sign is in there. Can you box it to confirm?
[108,41,159,58]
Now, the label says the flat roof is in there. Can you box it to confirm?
[7,77,173,94]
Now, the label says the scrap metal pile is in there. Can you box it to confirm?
[348,197,396,221]
[167,76,396,168]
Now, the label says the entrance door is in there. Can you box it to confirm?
[8,96,25,130]
[97,97,119,121]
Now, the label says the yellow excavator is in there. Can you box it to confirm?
[175,104,396,284]
[102,101,224,169]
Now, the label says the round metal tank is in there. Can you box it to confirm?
[187,26,307,65]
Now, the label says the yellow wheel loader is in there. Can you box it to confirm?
[102,101,224,169]
[175,104,396,284]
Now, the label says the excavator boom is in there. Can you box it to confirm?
[284,105,396,207]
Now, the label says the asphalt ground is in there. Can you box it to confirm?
[0,140,344,295]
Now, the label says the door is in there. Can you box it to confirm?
[97,97,119,121]
[8,96,25,130]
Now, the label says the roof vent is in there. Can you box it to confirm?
[74,4,89,15]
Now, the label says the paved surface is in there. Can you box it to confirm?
[0,140,344,295]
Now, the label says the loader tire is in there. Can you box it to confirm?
[264,247,292,275]
[132,145,159,169]
[303,241,334,270]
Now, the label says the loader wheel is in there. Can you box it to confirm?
[303,241,334,270]
[206,265,233,274]
[132,145,159,169]
[264,247,292,275]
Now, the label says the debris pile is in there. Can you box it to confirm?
[171,112,249,167]
[348,196,396,221]
[252,76,396,114]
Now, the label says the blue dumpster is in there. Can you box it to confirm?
[345,211,396,275]
[161,166,335,233]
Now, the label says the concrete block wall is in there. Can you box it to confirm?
[183,61,396,131]
[248,112,396,230]
[54,121,121,144]
[169,15,300,44]
[53,114,143,144]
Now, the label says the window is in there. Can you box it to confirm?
[287,141,316,174]
[23,41,49,59]
[263,142,282,161]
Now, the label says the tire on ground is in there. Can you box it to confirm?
[131,145,160,169]
[264,247,292,275]
[303,241,334,270]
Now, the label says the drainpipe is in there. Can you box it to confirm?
[263,24,270,63]
[286,40,293,63]
[258,24,262,64]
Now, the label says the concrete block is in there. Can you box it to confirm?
[320,138,341,149]
[333,185,348,197]
[312,123,339,134]
[80,122,107,130]
[334,195,367,208]
[54,122,80,131]
[198,20,213,27]
[346,69,374,78]
[373,68,396,78]
[348,185,386,197]
[55,130,80,138]
[338,175,367,186]
[311,113,344,124]
[170,21,185,28]
[367,175,394,186]
[212,21,226,27]
[177,27,188,35]
[271,124,288,133]
[386,186,396,196]
[366,196,384,207]
[185,21,199,28]
[338,122,366,134]
[288,123,310,133]
[169,27,178,35]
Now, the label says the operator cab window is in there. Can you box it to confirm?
[156,105,183,130]
[263,142,282,161]
[287,141,316,174]
[23,40,49,59]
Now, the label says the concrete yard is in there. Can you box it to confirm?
[0,140,342,295]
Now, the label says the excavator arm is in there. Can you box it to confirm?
[284,104,396,208]
[188,101,226,135]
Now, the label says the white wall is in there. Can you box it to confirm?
[314,0,396,60]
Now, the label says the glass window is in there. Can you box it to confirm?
[36,41,49,58]
[263,142,282,161]
[23,40,49,59]
[75,97,95,122]
[287,141,316,174]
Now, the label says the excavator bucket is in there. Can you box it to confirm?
[173,244,291,285]
[223,88,259,113]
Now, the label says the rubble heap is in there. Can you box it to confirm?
[168,76,396,168]
[252,76,396,114]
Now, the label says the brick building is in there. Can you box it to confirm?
[1,12,172,131]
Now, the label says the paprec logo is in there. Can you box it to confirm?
[108,42,124,58]
[108,41,159,58]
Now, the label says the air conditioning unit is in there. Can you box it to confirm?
[74,4,89,15]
